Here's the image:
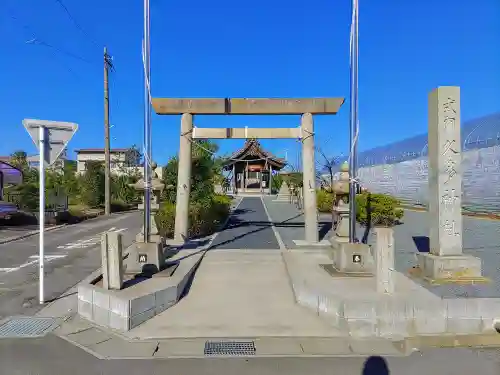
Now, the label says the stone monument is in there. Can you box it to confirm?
[124,162,167,275]
[416,86,485,282]
[328,161,374,274]
[101,231,124,290]
[373,227,395,294]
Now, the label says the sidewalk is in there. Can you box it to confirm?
[38,249,408,359]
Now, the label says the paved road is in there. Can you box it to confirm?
[0,335,499,374]
[0,211,141,319]
[209,197,280,250]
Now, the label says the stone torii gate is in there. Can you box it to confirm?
[152,97,345,245]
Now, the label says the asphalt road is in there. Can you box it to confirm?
[0,335,499,375]
[0,211,142,319]
[209,197,280,250]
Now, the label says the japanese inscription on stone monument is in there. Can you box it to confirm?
[429,87,463,256]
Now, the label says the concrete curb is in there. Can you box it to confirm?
[0,224,67,245]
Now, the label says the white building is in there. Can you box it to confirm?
[75,148,144,177]
[27,148,68,173]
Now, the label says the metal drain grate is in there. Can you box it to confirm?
[0,317,60,338]
[204,340,256,356]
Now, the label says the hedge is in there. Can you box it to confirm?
[355,192,403,227]
[155,194,232,238]
[315,190,404,227]
[317,190,335,213]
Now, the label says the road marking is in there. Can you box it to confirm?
[56,227,127,250]
[0,255,68,274]
[0,227,128,274]
[29,255,66,260]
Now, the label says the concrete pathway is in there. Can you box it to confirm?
[123,249,342,339]
[209,197,280,250]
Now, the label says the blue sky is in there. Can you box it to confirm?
[1,0,499,166]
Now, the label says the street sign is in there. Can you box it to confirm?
[352,254,362,264]
[22,118,78,306]
[23,119,78,167]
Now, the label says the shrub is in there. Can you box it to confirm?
[110,199,131,213]
[316,189,334,213]
[355,192,404,227]
[271,174,283,193]
[155,194,232,238]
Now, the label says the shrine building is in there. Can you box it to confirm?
[222,139,286,194]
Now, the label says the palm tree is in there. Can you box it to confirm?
[9,150,28,170]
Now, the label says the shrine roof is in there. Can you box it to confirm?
[222,139,286,170]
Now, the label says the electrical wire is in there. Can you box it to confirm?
[54,0,101,48]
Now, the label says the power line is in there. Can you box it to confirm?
[7,10,91,65]
[26,38,91,64]
[54,0,100,47]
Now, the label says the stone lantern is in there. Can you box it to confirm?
[130,162,165,244]
[124,162,170,275]
[328,161,374,275]
[330,161,350,245]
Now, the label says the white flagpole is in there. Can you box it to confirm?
[348,0,359,243]
[143,0,152,242]
[39,125,46,304]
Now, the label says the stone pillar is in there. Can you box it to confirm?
[374,227,395,294]
[428,86,462,256]
[244,163,248,192]
[269,165,273,194]
[232,164,236,193]
[101,231,124,290]
[174,113,193,243]
[301,113,319,243]
[416,86,483,281]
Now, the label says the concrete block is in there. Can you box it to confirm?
[155,286,177,307]
[108,311,129,331]
[129,293,155,317]
[130,308,156,329]
[344,300,377,337]
[154,302,176,315]
[373,227,395,294]
[415,253,483,280]
[125,241,165,275]
[317,295,343,327]
[78,299,93,320]
[92,304,110,327]
[109,295,129,318]
[333,243,374,274]
[446,298,482,334]
[92,289,110,309]
[377,300,413,339]
[413,301,447,335]
[78,284,93,303]
[478,298,500,332]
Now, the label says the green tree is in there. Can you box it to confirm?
[9,150,28,170]
[161,140,219,203]
[80,161,105,208]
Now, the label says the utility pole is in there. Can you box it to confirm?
[104,47,113,216]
